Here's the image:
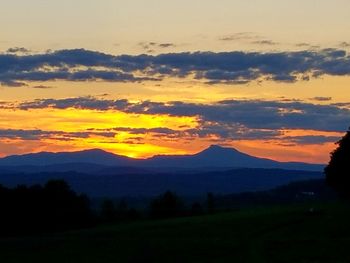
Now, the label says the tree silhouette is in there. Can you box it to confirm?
[207,192,215,214]
[191,202,204,216]
[325,128,350,198]
[101,199,116,222]
[0,180,93,236]
[150,191,184,219]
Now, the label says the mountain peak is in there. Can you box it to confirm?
[201,145,239,154]
[208,144,223,150]
[0,146,324,171]
[78,148,112,154]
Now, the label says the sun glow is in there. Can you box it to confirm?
[0,107,200,158]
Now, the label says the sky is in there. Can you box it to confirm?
[1,0,350,163]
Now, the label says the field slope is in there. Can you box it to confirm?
[1,202,350,263]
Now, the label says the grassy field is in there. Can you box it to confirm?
[1,202,350,263]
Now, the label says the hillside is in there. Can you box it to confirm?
[0,168,323,197]
[0,202,348,263]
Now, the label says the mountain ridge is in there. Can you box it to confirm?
[0,145,324,171]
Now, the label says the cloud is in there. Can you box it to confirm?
[251,40,278,46]
[19,97,121,111]
[90,123,341,144]
[15,97,350,133]
[31,85,55,89]
[158,43,176,48]
[0,80,27,87]
[3,97,346,144]
[220,33,278,46]
[0,129,116,141]
[108,127,178,135]
[296,43,311,47]
[89,124,282,142]
[283,135,341,145]
[138,42,177,53]
[219,32,260,41]
[0,48,350,85]
[6,47,31,54]
[332,102,350,109]
[339,42,350,48]
[309,97,332,102]
[295,43,321,49]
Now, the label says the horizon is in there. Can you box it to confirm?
[0,144,326,165]
[1,0,350,163]
[1,2,348,261]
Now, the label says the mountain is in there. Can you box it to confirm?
[144,145,324,171]
[0,149,135,167]
[0,146,325,197]
[0,145,324,171]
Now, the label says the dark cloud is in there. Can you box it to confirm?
[332,102,350,108]
[138,42,176,53]
[0,129,116,141]
[15,97,350,133]
[6,47,31,54]
[0,48,350,85]
[310,97,332,102]
[110,127,177,135]
[31,85,55,89]
[4,97,346,144]
[283,135,340,145]
[90,124,282,142]
[339,42,350,48]
[158,43,176,48]
[251,40,278,46]
[296,43,312,47]
[219,32,260,41]
[0,80,27,87]
[19,97,117,111]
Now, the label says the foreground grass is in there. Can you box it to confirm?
[1,202,350,263]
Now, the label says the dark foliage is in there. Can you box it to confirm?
[150,191,184,219]
[325,128,350,198]
[215,179,336,209]
[100,198,140,222]
[190,202,204,216]
[207,192,216,214]
[0,180,93,236]
[100,199,116,222]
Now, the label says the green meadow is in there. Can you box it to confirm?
[1,202,350,263]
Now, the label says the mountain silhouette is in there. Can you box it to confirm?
[0,146,325,197]
[0,149,134,166]
[144,145,323,171]
[0,145,323,171]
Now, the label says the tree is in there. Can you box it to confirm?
[101,199,116,222]
[207,192,215,214]
[150,191,184,219]
[191,202,203,216]
[325,128,350,198]
[0,180,93,236]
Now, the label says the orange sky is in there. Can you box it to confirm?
[1,1,350,163]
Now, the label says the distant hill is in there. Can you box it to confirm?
[0,146,325,197]
[0,145,324,171]
[0,149,134,167]
[216,179,336,209]
[144,145,324,171]
[0,168,323,197]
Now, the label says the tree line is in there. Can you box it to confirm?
[2,119,348,238]
[0,180,93,236]
[0,180,217,236]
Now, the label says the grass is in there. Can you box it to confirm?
[1,202,350,263]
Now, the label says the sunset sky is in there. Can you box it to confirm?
[1,0,350,163]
